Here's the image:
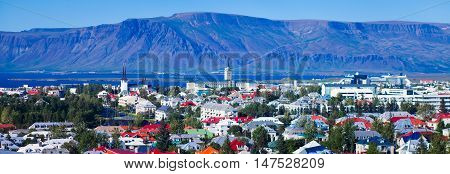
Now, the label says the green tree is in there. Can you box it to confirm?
[439,98,447,113]
[417,104,435,120]
[74,124,107,153]
[110,130,122,149]
[276,134,288,154]
[228,125,243,137]
[343,121,356,153]
[304,120,318,143]
[366,142,379,154]
[324,126,344,153]
[252,126,269,153]
[430,134,447,154]
[220,136,235,154]
[436,121,445,134]
[416,137,428,154]
[61,141,80,154]
[156,120,171,152]
[50,126,68,139]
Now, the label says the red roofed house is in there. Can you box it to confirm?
[229,139,248,152]
[311,115,328,124]
[180,101,197,107]
[27,89,41,96]
[233,116,253,124]
[0,124,16,131]
[427,113,450,130]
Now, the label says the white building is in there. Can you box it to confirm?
[135,99,156,115]
[322,84,377,100]
[200,103,236,119]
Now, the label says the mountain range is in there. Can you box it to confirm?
[0,12,449,74]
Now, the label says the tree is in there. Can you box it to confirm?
[439,98,447,113]
[228,125,243,137]
[61,141,79,154]
[110,130,122,149]
[430,134,447,154]
[220,136,235,154]
[366,143,379,154]
[252,126,268,153]
[343,121,356,153]
[276,134,288,154]
[324,126,344,153]
[156,120,171,152]
[133,114,144,127]
[50,126,68,139]
[74,124,107,153]
[436,121,445,134]
[304,120,318,143]
[416,137,428,154]
[417,104,435,120]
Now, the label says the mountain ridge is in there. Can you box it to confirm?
[0,12,449,74]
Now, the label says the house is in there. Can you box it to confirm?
[396,132,430,154]
[161,97,182,108]
[94,126,126,135]
[356,137,394,154]
[185,129,214,139]
[155,106,171,121]
[354,130,381,141]
[135,99,156,115]
[118,95,139,107]
[28,122,74,131]
[201,102,236,119]
[97,90,108,99]
[293,141,332,154]
[427,113,450,130]
[214,119,239,136]
[177,142,202,151]
[230,139,249,152]
[0,124,16,132]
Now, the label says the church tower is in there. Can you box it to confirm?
[224,58,233,87]
[120,64,129,95]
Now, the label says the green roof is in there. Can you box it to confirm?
[186,129,214,138]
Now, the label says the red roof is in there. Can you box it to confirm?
[140,124,170,133]
[230,139,245,151]
[201,117,224,124]
[129,91,139,96]
[121,132,139,138]
[430,113,450,123]
[218,96,232,101]
[0,124,15,129]
[233,116,253,124]
[27,89,40,95]
[180,101,197,107]
[338,117,372,129]
[311,115,328,124]
[108,93,117,99]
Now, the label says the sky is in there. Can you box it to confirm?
[0,0,449,32]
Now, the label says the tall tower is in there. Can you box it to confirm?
[120,63,129,95]
[224,58,233,87]
[224,59,232,81]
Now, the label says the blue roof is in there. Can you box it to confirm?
[157,106,170,112]
[305,146,327,154]
[357,137,392,146]
[402,132,421,143]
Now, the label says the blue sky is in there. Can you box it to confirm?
[0,0,449,31]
